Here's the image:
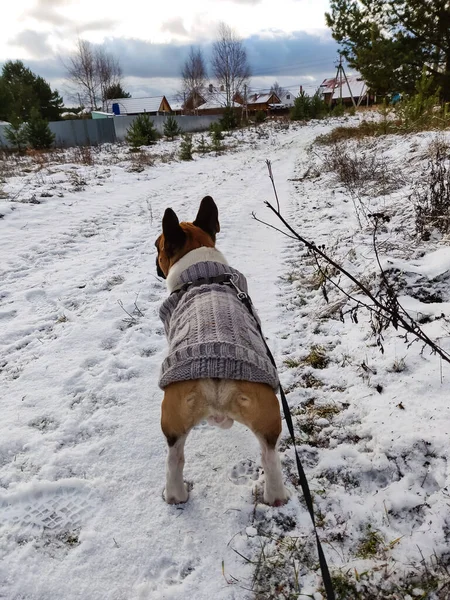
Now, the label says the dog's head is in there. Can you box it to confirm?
[155,195,220,278]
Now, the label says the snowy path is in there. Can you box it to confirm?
[0,126,323,599]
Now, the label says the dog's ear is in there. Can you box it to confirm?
[162,208,186,256]
[193,196,220,241]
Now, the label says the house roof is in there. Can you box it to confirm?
[320,76,367,99]
[249,93,278,104]
[197,92,242,110]
[108,96,170,114]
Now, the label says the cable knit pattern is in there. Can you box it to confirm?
[159,261,279,389]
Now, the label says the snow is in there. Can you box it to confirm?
[1,117,450,598]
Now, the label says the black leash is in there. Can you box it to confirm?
[172,272,335,599]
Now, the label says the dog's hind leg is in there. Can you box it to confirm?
[233,382,290,506]
[161,380,207,504]
[164,433,189,504]
[258,434,290,506]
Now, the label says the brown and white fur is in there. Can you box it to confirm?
[155,196,289,506]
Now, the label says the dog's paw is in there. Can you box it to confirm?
[163,482,189,505]
[264,486,291,507]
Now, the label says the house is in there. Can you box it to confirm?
[108,96,172,116]
[247,92,281,112]
[196,91,242,115]
[277,90,296,107]
[320,76,372,107]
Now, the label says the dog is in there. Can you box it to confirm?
[155,195,289,506]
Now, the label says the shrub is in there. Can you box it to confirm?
[220,106,239,130]
[395,68,443,131]
[163,115,182,140]
[255,110,266,123]
[291,89,328,121]
[196,134,210,155]
[25,110,55,150]
[179,134,193,160]
[331,101,345,117]
[290,91,310,121]
[209,123,224,153]
[5,117,28,153]
[309,90,329,119]
[415,139,450,238]
[209,122,224,140]
[125,114,159,149]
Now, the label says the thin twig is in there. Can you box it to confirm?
[263,160,450,364]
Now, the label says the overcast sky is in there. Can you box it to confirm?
[1,0,341,104]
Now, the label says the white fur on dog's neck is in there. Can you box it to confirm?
[166,247,228,293]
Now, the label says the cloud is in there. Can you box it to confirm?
[27,1,117,32]
[1,30,338,104]
[9,30,53,58]
[161,18,188,37]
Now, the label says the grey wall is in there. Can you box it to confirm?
[0,119,116,149]
[113,114,221,141]
[51,118,117,147]
[0,114,221,149]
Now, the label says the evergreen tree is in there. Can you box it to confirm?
[25,110,55,149]
[0,61,63,122]
[220,106,238,130]
[163,115,182,140]
[290,91,311,120]
[209,125,224,153]
[310,90,328,119]
[5,117,28,153]
[326,0,450,100]
[196,134,210,154]
[179,134,193,160]
[104,83,131,100]
[254,110,266,123]
[125,114,159,149]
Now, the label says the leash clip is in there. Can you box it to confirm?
[225,272,248,302]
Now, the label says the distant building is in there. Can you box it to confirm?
[278,90,296,107]
[320,76,372,106]
[108,96,172,116]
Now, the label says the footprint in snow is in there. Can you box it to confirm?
[0,479,97,538]
[25,289,56,316]
[230,458,261,485]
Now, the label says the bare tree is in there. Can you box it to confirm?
[270,81,284,99]
[211,23,251,106]
[181,47,207,112]
[96,48,122,111]
[65,39,123,110]
[65,39,99,109]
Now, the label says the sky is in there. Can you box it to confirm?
[0,0,341,105]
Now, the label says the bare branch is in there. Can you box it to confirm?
[263,161,450,364]
[211,22,251,106]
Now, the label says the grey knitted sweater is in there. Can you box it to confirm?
[158,261,279,390]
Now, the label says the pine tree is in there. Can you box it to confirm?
[196,134,210,155]
[125,114,159,149]
[5,117,28,153]
[290,91,311,121]
[326,0,450,100]
[179,134,193,160]
[163,115,182,140]
[25,110,55,149]
[209,125,224,154]
[220,106,238,130]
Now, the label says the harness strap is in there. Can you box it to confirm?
[171,273,335,600]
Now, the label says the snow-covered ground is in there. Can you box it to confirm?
[1,120,450,599]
